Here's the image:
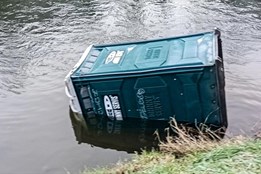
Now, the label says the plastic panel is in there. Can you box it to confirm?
[72,32,217,77]
[67,30,227,128]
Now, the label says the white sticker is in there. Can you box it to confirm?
[105,50,124,64]
[104,95,114,120]
[104,95,123,120]
[105,51,116,64]
[127,46,135,53]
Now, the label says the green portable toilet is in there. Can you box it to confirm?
[65,29,227,128]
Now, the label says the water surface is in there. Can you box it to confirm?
[1,0,261,173]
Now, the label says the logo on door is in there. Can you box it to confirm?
[104,95,123,121]
[105,51,124,64]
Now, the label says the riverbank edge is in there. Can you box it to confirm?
[83,138,261,174]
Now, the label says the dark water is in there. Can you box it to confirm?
[69,110,169,153]
[1,0,261,173]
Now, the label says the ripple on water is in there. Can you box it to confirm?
[0,0,260,129]
[0,0,261,173]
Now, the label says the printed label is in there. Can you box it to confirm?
[136,88,163,119]
[105,50,124,64]
[136,88,147,119]
[104,95,123,121]
[104,95,114,118]
[89,88,104,115]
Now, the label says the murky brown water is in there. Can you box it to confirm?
[1,0,261,173]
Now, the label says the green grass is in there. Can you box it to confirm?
[84,139,261,174]
[185,140,261,174]
[82,119,261,174]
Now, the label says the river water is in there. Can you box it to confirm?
[0,0,261,173]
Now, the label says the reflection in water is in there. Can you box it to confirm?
[70,109,170,153]
[70,108,227,153]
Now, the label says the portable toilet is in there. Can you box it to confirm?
[65,29,227,128]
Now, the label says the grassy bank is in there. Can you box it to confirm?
[84,139,261,174]
[83,121,261,174]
